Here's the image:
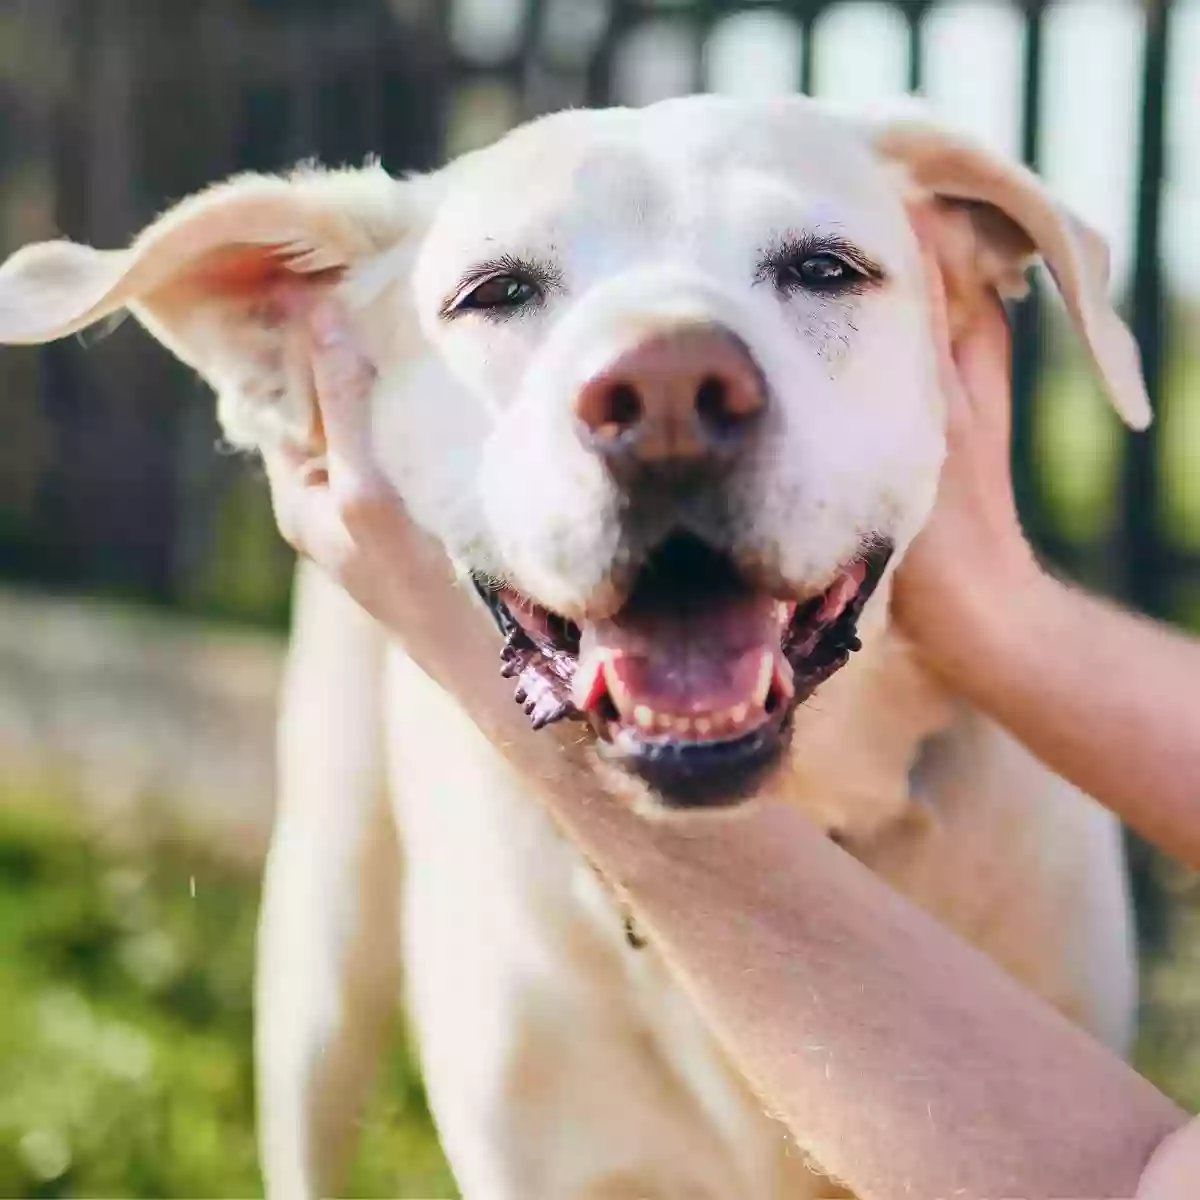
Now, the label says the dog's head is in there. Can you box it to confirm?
[0,96,1149,810]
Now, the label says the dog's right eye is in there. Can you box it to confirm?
[757,235,885,299]
[456,273,541,312]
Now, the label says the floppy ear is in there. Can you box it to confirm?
[0,162,423,449]
[871,111,1151,431]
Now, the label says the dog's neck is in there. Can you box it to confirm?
[774,586,956,845]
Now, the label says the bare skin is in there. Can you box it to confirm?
[261,295,1191,1198]
[894,244,1200,874]
[892,244,1200,1198]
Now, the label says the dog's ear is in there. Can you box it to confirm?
[870,109,1151,431]
[0,163,428,449]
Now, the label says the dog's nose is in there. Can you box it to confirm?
[574,324,766,471]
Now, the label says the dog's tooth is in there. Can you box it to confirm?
[730,703,749,729]
[602,658,634,715]
[694,716,713,737]
[634,705,655,730]
[773,653,795,701]
[774,601,790,625]
[674,717,694,736]
[571,650,609,712]
[752,650,774,708]
[655,712,674,733]
[819,571,860,622]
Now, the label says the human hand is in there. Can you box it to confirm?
[1136,1113,1200,1199]
[891,218,1046,682]
[260,298,479,677]
[260,296,592,761]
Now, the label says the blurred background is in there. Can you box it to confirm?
[0,0,1197,1195]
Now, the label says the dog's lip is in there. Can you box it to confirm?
[473,537,892,751]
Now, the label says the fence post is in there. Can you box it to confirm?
[1122,0,1172,618]
[904,0,930,93]
[1120,0,1174,951]
[1010,0,1046,554]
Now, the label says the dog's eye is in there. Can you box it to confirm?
[458,273,540,312]
[777,252,861,292]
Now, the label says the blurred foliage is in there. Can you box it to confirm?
[1034,323,1200,575]
[0,795,454,1199]
[1136,852,1200,1114]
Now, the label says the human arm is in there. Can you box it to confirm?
[260,296,1185,1198]
[893,244,1200,871]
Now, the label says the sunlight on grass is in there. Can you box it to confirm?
[0,796,455,1200]
[1,775,1198,1199]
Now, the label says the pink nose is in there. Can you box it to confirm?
[574,324,766,472]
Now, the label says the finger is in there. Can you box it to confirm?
[916,227,954,363]
[261,446,331,553]
[911,207,969,431]
[951,288,1014,433]
[307,298,380,475]
[304,299,421,548]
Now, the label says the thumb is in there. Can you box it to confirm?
[1136,1119,1200,1199]
[950,291,1013,436]
[306,298,380,474]
[913,216,971,434]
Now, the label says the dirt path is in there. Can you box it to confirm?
[0,588,282,864]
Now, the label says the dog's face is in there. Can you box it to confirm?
[0,95,1150,810]
[388,100,942,802]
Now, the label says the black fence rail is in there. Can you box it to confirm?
[0,0,1191,630]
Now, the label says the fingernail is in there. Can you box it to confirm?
[309,300,346,348]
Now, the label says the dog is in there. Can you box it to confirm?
[0,94,1151,1199]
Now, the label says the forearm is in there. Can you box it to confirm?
[287,295,1187,1197]
[373,561,1184,1198]
[343,537,1183,1197]
[933,571,1200,869]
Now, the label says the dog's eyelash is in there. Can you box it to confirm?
[441,255,561,319]
[756,234,885,294]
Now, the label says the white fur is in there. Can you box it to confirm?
[0,94,1145,1199]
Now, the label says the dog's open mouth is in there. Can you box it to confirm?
[473,533,892,805]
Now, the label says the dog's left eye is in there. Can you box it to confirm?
[458,274,541,312]
[776,252,862,293]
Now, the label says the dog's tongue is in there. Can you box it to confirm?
[573,593,793,738]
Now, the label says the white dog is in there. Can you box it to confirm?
[0,95,1151,1199]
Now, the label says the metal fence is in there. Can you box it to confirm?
[0,0,1192,629]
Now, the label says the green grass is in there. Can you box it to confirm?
[0,797,455,1199]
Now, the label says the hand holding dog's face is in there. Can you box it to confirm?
[889,212,1036,678]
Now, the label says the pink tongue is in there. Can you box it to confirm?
[581,593,779,720]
